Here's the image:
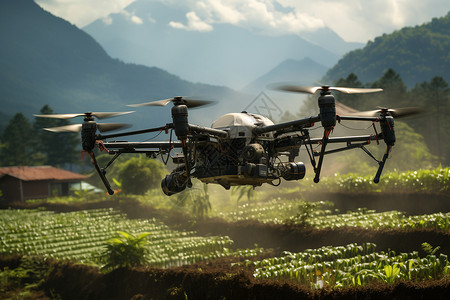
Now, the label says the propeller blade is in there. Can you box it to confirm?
[34,111,134,120]
[388,107,423,118]
[91,111,134,119]
[128,99,173,107]
[97,123,131,132]
[35,113,84,119]
[270,85,320,94]
[128,96,214,108]
[43,124,82,132]
[182,98,214,108]
[43,123,131,133]
[270,84,383,95]
[332,87,383,94]
[344,109,381,118]
[344,107,422,118]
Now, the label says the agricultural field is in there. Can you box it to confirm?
[0,208,258,268]
[1,168,450,298]
[249,243,450,288]
[219,198,450,230]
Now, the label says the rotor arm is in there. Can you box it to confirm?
[188,124,228,138]
[97,124,174,140]
[101,141,182,149]
[338,116,379,122]
[308,134,380,144]
[253,116,319,135]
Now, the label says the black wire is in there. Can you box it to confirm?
[338,122,372,131]
[142,130,163,142]
[161,129,173,165]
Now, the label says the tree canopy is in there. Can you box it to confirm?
[0,105,79,167]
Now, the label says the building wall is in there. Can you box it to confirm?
[23,180,49,200]
[0,176,23,202]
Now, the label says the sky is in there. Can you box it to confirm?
[35,0,450,43]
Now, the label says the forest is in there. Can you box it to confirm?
[324,11,450,87]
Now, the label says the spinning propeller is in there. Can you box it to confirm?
[35,111,135,195]
[271,84,383,95]
[128,96,213,108]
[345,107,422,118]
[34,111,133,133]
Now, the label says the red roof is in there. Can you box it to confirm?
[0,166,86,181]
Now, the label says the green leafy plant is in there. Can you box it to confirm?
[422,242,440,255]
[99,231,151,270]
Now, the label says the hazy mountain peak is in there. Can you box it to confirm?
[83,0,361,89]
[242,57,328,95]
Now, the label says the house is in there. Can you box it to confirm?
[0,166,87,202]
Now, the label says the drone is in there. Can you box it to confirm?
[35,86,420,196]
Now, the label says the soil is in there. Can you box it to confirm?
[1,191,450,299]
[1,255,449,299]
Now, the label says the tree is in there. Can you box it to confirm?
[33,105,79,167]
[410,76,450,165]
[370,68,409,108]
[334,73,364,109]
[117,156,167,195]
[0,113,44,166]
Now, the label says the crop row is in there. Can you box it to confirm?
[0,208,248,267]
[219,199,450,230]
[247,243,450,288]
[296,167,450,193]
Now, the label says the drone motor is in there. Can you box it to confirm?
[278,162,306,181]
[161,172,187,196]
[242,143,264,163]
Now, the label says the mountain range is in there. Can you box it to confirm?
[83,0,362,89]
[1,0,448,133]
[0,0,247,129]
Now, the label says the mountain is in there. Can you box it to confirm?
[299,28,363,55]
[242,58,328,95]
[82,0,361,89]
[0,0,245,129]
[323,12,450,87]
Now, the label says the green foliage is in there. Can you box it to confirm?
[324,12,450,87]
[71,188,98,201]
[288,201,334,227]
[250,243,450,288]
[0,208,235,268]
[219,196,450,230]
[422,242,441,256]
[0,105,80,167]
[33,105,79,167]
[0,113,44,166]
[410,76,450,165]
[99,231,150,270]
[0,256,51,296]
[296,167,450,193]
[117,156,167,195]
